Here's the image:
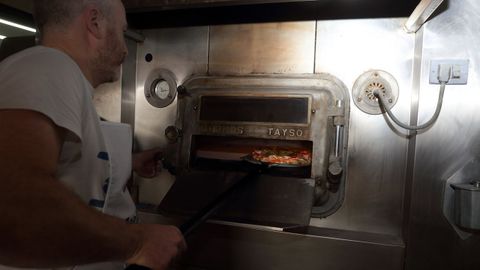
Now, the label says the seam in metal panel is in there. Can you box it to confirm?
[313,20,318,74]
[121,38,138,131]
[402,25,424,268]
[207,25,211,75]
[121,38,139,201]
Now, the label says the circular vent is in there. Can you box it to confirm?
[352,70,399,115]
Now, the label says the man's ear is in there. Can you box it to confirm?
[84,6,106,39]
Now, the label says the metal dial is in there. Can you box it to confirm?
[144,69,177,108]
[154,79,170,100]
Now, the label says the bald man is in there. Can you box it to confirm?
[0,1,185,269]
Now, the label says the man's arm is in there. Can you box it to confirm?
[0,110,185,268]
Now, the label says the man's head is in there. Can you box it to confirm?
[33,0,128,87]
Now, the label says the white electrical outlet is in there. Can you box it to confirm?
[429,59,469,85]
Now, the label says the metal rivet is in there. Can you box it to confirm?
[193,106,198,111]
[311,109,316,113]
[388,99,393,103]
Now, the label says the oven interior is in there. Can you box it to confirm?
[192,136,313,178]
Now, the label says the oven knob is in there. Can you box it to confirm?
[165,126,182,143]
[328,159,343,184]
[177,85,190,98]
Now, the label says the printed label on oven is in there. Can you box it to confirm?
[199,124,245,135]
[267,127,306,138]
[198,124,308,139]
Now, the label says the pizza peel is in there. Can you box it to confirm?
[126,152,310,270]
[126,162,261,270]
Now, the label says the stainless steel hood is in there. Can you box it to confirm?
[124,0,421,28]
[123,0,318,11]
[123,0,445,32]
[0,0,444,35]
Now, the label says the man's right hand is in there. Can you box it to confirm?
[127,224,186,270]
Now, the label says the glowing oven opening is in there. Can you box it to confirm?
[190,135,313,178]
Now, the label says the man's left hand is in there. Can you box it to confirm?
[132,147,163,178]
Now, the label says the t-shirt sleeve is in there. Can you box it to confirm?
[0,50,85,141]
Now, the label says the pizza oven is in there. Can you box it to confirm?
[159,74,350,226]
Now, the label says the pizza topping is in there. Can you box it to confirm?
[251,147,311,166]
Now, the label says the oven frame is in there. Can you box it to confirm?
[173,74,350,217]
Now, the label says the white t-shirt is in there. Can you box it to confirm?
[0,46,135,270]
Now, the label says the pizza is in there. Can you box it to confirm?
[251,147,312,166]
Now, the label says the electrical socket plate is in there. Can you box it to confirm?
[429,59,469,85]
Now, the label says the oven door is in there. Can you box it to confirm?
[159,169,315,228]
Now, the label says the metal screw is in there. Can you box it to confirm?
[193,106,198,111]
[311,109,316,113]
[388,99,393,103]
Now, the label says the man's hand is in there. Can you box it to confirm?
[127,224,186,270]
[132,148,163,178]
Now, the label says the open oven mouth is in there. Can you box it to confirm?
[190,135,313,178]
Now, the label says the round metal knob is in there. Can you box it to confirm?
[165,126,182,143]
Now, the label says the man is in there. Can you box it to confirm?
[0,0,185,269]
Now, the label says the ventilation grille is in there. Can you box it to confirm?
[352,70,399,115]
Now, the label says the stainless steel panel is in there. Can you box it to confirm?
[185,225,404,270]
[123,0,316,10]
[403,23,424,242]
[312,18,415,236]
[209,22,316,75]
[139,211,404,270]
[121,38,138,129]
[407,0,480,268]
[134,27,209,204]
[93,81,122,122]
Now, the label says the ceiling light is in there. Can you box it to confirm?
[0,35,6,39]
[0,18,36,33]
